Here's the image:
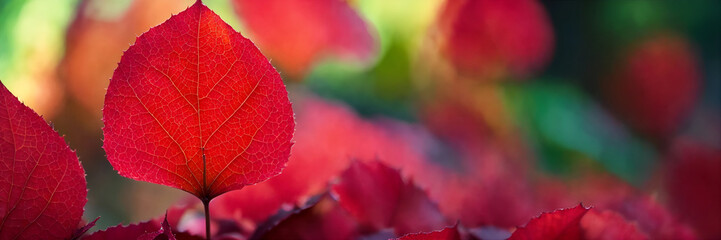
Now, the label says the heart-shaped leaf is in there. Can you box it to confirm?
[0,82,88,239]
[102,1,295,200]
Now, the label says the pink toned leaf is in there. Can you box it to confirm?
[0,82,88,239]
[509,204,590,240]
[580,209,648,240]
[102,1,295,200]
[231,0,376,77]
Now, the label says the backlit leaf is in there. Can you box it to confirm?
[0,82,88,239]
[102,1,295,200]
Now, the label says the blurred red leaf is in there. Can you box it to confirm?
[580,209,648,240]
[439,0,554,80]
[332,161,447,235]
[394,225,460,240]
[665,139,721,239]
[612,196,696,240]
[210,97,429,225]
[509,204,590,240]
[102,1,294,199]
[251,194,359,240]
[0,82,88,239]
[231,0,376,78]
[605,34,700,141]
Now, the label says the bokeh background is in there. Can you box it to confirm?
[1,0,719,238]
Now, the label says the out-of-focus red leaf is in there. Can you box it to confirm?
[231,0,376,78]
[424,146,537,228]
[102,1,294,199]
[665,139,721,239]
[580,209,648,240]
[438,0,554,80]
[332,161,403,230]
[394,225,461,240]
[331,161,447,235]
[613,196,696,240]
[0,82,88,239]
[509,204,590,240]
[605,34,700,142]
[250,194,359,240]
[60,0,195,117]
[210,97,429,226]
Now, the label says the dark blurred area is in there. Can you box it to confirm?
[1,0,719,238]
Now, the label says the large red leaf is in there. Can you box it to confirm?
[0,82,88,239]
[102,1,295,199]
[509,204,590,240]
[231,0,376,78]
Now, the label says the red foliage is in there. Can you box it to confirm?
[102,1,294,199]
[210,97,429,225]
[395,225,461,240]
[605,35,700,141]
[251,194,359,240]
[665,139,721,239]
[611,196,696,239]
[580,209,648,240]
[439,0,554,80]
[231,0,376,78]
[0,82,88,239]
[509,204,590,240]
[332,161,447,235]
[84,213,201,240]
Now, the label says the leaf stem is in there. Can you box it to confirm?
[203,198,210,240]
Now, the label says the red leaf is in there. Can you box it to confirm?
[84,213,201,240]
[102,1,295,199]
[210,97,429,225]
[665,139,721,239]
[613,196,696,240]
[394,225,461,240]
[251,194,359,240]
[509,204,590,240]
[71,217,100,240]
[331,161,447,235]
[231,0,376,77]
[0,82,88,239]
[605,35,700,141]
[580,209,648,240]
[439,0,554,80]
